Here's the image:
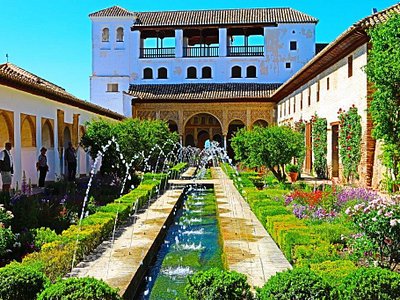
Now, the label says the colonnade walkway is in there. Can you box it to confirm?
[211,167,292,287]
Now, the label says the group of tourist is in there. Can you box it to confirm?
[0,142,77,193]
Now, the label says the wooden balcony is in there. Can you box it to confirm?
[140,47,175,58]
[183,47,219,57]
[227,46,264,56]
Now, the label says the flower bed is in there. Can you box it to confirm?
[0,167,185,299]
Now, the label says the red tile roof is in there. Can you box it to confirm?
[272,3,400,101]
[90,6,318,26]
[89,6,135,18]
[0,63,124,120]
[126,83,280,100]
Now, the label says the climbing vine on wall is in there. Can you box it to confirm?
[338,105,362,182]
[311,114,327,178]
[294,119,306,175]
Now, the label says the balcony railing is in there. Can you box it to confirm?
[140,47,175,58]
[227,46,264,57]
[183,47,219,57]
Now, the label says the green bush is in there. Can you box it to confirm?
[311,260,357,284]
[185,268,253,300]
[334,267,400,300]
[15,173,161,281]
[0,262,49,300]
[257,268,332,300]
[37,277,122,300]
[293,242,339,267]
[32,227,58,250]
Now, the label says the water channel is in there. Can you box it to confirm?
[136,187,223,299]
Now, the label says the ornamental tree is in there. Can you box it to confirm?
[311,114,328,178]
[231,125,304,182]
[365,13,400,190]
[338,105,362,182]
[81,118,179,175]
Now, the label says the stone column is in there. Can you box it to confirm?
[53,113,60,178]
[175,29,183,58]
[219,28,228,57]
[223,134,227,151]
[13,113,22,188]
[36,117,42,157]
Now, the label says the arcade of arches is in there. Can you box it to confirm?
[132,102,274,152]
[0,108,87,185]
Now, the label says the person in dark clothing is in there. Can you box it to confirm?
[65,142,77,182]
[0,142,13,193]
[36,147,48,187]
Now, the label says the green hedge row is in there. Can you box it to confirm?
[221,164,356,281]
[0,172,170,286]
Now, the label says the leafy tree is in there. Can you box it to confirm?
[81,118,179,175]
[365,13,400,191]
[231,126,304,182]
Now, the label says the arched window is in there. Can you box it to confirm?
[202,67,212,79]
[246,66,257,78]
[231,66,242,78]
[158,67,168,79]
[143,68,153,79]
[187,67,197,79]
[116,27,124,42]
[102,28,109,42]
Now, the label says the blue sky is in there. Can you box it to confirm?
[0,1,398,101]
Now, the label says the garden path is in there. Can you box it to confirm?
[211,167,292,287]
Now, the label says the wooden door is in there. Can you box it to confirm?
[331,124,339,177]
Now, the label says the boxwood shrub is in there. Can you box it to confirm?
[257,268,332,300]
[37,277,122,300]
[334,267,400,300]
[185,268,253,300]
[0,262,49,300]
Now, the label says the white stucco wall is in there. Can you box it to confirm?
[276,44,369,181]
[90,15,316,116]
[0,84,119,188]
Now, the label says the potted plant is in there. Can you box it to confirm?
[286,164,300,183]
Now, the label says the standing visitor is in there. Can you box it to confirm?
[0,142,13,193]
[65,142,77,182]
[36,147,48,187]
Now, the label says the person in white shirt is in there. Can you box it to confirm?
[0,142,14,193]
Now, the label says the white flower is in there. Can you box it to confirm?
[372,217,377,222]
[390,219,397,227]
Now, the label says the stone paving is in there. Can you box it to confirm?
[181,166,197,179]
[211,167,292,287]
[68,188,184,298]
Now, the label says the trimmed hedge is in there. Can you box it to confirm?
[2,173,165,283]
[257,268,332,300]
[334,267,400,300]
[38,277,122,300]
[185,268,253,300]
[0,262,49,300]
[221,164,355,275]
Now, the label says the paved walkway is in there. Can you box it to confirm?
[181,166,197,179]
[68,188,184,298]
[211,167,292,287]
